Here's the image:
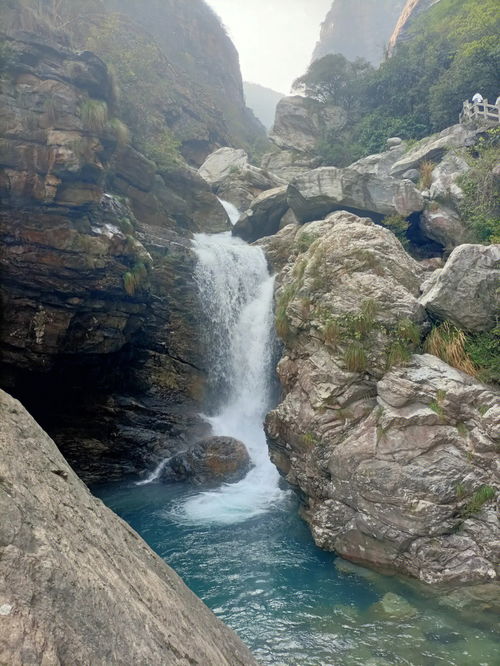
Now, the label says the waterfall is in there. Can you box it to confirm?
[218,199,241,226]
[176,231,285,525]
[135,457,172,486]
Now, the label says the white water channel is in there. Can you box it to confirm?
[218,198,241,226]
[175,230,286,524]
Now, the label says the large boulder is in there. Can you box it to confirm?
[270,96,347,153]
[198,147,283,210]
[287,166,424,222]
[0,390,258,665]
[261,149,322,182]
[198,148,250,186]
[303,354,499,586]
[390,125,484,179]
[164,436,251,485]
[420,244,500,332]
[232,186,288,242]
[262,211,500,587]
[420,205,469,251]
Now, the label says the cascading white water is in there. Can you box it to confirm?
[218,198,241,226]
[135,457,172,486]
[176,231,285,524]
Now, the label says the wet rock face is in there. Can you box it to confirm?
[263,211,500,587]
[232,186,288,242]
[0,390,258,666]
[0,33,215,481]
[163,436,251,486]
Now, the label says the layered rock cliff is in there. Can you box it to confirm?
[312,0,407,66]
[1,0,267,166]
[0,390,258,666]
[0,24,227,481]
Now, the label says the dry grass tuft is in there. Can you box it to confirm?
[424,322,478,377]
[419,160,436,189]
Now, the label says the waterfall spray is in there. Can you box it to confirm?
[177,231,285,524]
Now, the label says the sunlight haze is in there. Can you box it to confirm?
[206,0,333,93]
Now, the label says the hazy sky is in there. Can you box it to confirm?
[206,0,333,94]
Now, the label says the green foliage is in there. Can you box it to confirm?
[108,117,130,147]
[293,54,372,105]
[275,284,296,342]
[386,340,412,369]
[425,321,499,385]
[80,98,108,132]
[142,128,181,173]
[455,482,467,499]
[461,485,496,518]
[123,261,148,296]
[296,232,317,253]
[429,400,445,418]
[301,0,500,166]
[381,214,410,248]
[322,318,341,348]
[458,128,500,244]
[301,432,318,447]
[465,326,500,385]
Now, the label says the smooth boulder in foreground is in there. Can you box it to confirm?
[0,390,258,666]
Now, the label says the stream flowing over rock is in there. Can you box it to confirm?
[0,390,258,666]
[262,211,500,589]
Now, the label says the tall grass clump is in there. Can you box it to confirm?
[419,160,436,189]
[123,261,148,296]
[108,117,130,147]
[81,98,108,132]
[424,321,478,377]
[344,341,368,373]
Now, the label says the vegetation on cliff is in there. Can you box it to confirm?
[295,0,500,165]
[1,0,267,167]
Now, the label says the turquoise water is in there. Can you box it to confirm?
[94,480,499,666]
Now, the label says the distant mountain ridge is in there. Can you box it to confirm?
[388,0,442,55]
[244,82,285,131]
[312,0,407,66]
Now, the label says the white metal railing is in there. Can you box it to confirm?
[460,99,500,124]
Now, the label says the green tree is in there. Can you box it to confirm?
[293,54,372,106]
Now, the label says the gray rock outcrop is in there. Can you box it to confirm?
[262,211,499,588]
[420,244,500,332]
[0,390,258,666]
[390,125,483,179]
[270,96,347,153]
[260,149,322,182]
[287,166,424,222]
[198,147,283,210]
[232,186,288,242]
